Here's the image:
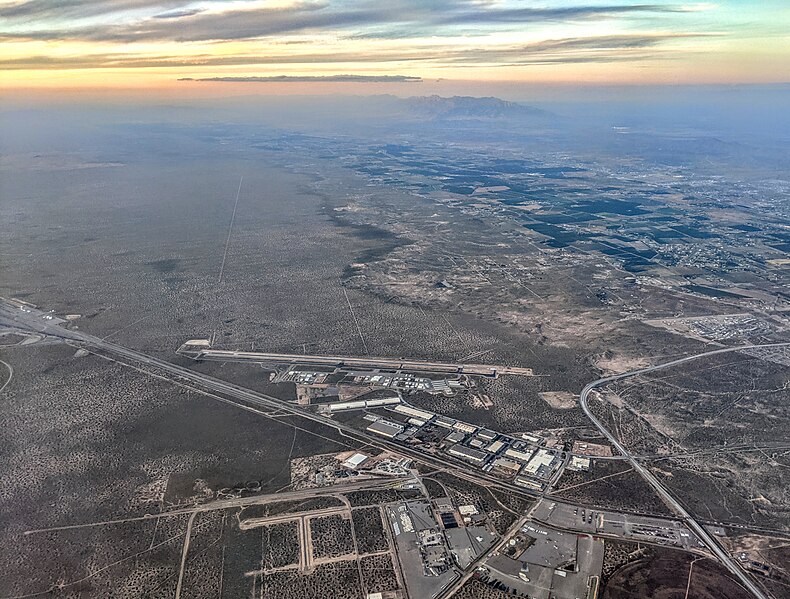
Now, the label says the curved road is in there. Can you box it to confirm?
[2,300,787,598]
[580,342,790,599]
[0,359,12,396]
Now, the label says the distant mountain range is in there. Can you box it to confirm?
[369,94,554,121]
[346,95,556,121]
[172,92,557,136]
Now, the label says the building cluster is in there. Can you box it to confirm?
[295,449,414,488]
[281,365,465,395]
[385,494,498,597]
[389,502,454,577]
[679,313,774,342]
[362,403,569,492]
[326,396,401,412]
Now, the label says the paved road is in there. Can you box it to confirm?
[0,300,546,503]
[3,299,785,599]
[22,476,401,536]
[579,342,790,599]
[436,513,532,599]
[238,506,348,531]
[0,358,13,395]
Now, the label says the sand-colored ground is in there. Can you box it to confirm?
[539,391,577,409]
[595,353,651,375]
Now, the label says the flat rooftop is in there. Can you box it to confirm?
[367,420,404,438]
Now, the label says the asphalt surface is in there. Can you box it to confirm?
[2,299,785,599]
[0,300,545,502]
[180,348,533,377]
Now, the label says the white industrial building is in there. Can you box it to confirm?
[522,448,557,477]
[328,397,400,412]
[453,421,477,434]
[505,448,535,463]
[393,404,434,421]
[485,440,506,454]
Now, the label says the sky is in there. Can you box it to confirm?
[0,0,788,92]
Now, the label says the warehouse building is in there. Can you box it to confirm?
[522,448,559,478]
[453,421,477,434]
[445,431,466,444]
[491,457,522,477]
[367,419,405,438]
[505,448,535,463]
[447,444,489,465]
[476,429,498,441]
[394,404,435,421]
[434,416,457,429]
[485,439,506,454]
[328,396,400,412]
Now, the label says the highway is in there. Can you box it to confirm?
[2,299,785,599]
[0,300,546,504]
[579,342,790,599]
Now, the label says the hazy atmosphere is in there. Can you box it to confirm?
[1,2,789,599]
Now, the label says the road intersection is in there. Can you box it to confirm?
[1,298,785,599]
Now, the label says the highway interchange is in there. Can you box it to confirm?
[1,298,786,599]
[579,344,790,599]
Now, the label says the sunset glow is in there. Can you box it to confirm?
[1,0,788,91]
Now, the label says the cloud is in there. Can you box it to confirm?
[0,1,708,43]
[2,3,381,42]
[437,32,719,66]
[440,4,691,25]
[0,50,438,70]
[0,1,729,79]
[524,32,720,51]
[0,0,191,20]
[0,32,719,71]
[153,7,204,19]
[179,74,422,82]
